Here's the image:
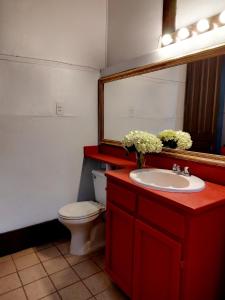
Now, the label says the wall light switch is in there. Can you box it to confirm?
[56,102,64,116]
[128,107,135,118]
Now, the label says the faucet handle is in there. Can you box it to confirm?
[183,166,191,176]
[172,163,177,171]
[176,165,181,173]
[172,164,181,174]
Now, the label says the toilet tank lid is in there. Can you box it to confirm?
[91,170,106,177]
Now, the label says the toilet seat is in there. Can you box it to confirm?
[58,201,105,220]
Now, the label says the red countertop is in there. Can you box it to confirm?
[105,168,225,214]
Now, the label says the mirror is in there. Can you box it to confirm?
[103,54,225,156]
[104,65,186,141]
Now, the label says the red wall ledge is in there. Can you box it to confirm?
[84,145,136,168]
[84,144,225,186]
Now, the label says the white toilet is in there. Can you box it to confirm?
[58,170,106,255]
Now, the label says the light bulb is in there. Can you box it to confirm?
[219,10,225,24]
[161,34,173,46]
[196,19,210,32]
[177,27,190,40]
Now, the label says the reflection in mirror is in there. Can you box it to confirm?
[104,55,225,155]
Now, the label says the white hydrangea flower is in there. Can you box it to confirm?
[176,130,192,150]
[158,129,178,142]
[158,129,192,150]
[122,130,162,154]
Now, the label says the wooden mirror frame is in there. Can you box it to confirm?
[98,1,225,167]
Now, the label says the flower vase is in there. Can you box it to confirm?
[136,152,145,169]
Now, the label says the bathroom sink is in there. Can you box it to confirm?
[129,168,205,192]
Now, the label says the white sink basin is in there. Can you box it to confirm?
[129,168,205,192]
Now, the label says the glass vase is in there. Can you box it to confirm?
[136,152,145,169]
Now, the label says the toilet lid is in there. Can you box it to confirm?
[58,201,104,220]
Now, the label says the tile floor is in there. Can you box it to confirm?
[0,240,128,300]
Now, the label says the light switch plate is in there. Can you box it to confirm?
[56,102,64,116]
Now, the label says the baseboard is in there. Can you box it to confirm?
[0,219,70,257]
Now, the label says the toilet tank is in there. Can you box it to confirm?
[92,170,106,206]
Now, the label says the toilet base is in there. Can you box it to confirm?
[70,218,105,256]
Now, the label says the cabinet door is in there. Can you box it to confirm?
[106,202,135,297]
[133,220,182,300]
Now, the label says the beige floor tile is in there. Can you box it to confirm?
[43,256,69,275]
[37,247,61,262]
[24,277,55,300]
[59,281,91,300]
[0,256,12,264]
[19,263,47,285]
[41,293,61,300]
[0,273,21,295]
[0,287,26,300]
[50,267,79,290]
[56,242,70,255]
[64,254,89,266]
[73,260,100,279]
[91,254,105,270]
[14,253,40,271]
[34,243,53,252]
[0,259,16,277]
[83,272,112,295]
[95,285,128,300]
[12,248,34,259]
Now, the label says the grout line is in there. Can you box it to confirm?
[36,253,62,263]
[0,270,17,279]
[18,275,49,288]
[11,248,35,259]
[14,261,41,272]
[38,258,59,299]
[38,291,61,300]
[10,256,29,300]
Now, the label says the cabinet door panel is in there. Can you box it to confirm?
[133,220,182,300]
[106,202,134,297]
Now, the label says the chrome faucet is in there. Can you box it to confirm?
[172,164,191,176]
[183,166,191,176]
[172,164,181,174]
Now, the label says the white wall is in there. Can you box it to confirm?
[176,0,225,29]
[107,0,163,66]
[0,0,106,69]
[104,65,186,141]
[0,0,106,233]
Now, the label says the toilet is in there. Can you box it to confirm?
[58,170,106,256]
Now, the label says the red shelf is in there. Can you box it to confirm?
[84,146,136,168]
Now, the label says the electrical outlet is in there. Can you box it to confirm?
[56,102,64,116]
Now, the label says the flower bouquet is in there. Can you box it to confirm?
[158,129,192,150]
[122,130,162,168]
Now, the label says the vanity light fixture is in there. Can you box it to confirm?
[196,19,210,33]
[177,27,190,40]
[161,33,173,46]
[161,9,225,47]
[219,10,225,24]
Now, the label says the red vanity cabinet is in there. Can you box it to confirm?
[133,220,182,300]
[105,174,225,300]
[105,201,135,296]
